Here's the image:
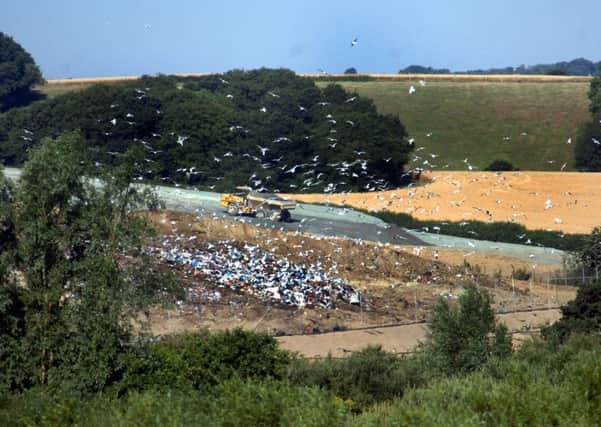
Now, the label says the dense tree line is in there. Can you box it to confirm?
[400,57,600,76]
[0,69,414,193]
[575,67,601,171]
[0,32,44,112]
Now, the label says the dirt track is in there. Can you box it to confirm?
[288,171,601,234]
[277,309,562,357]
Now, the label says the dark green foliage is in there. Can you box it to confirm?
[574,116,601,170]
[398,65,451,74]
[0,380,351,427]
[0,69,413,192]
[575,65,601,170]
[351,335,601,426]
[286,345,425,408]
[117,329,291,393]
[577,226,601,273]
[589,65,601,114]
[422,284,511,375]
[484,159,517,171]
[0,133,176,394]
[400,58,601,76]
[344,67,358,74]
[0,32,44,111]
[371,209,587,252]
[511,267,531,281]
[542,281,601,343]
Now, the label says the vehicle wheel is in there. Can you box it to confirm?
[280,210,291,222]
[269,210,281,221]
[255,209,267,219]
[227,202,239,216]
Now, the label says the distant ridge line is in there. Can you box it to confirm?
[44,73,592,86]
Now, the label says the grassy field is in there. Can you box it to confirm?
[316,80,590,171]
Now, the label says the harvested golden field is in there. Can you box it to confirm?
[287,171,601,234]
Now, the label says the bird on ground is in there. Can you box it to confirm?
[351,37,358,47]
[260,107,267,113]
[219,78,229,84]
[268,91,280,98]
[177,135,189,146]
[346,120,355,127]
[426,132,432,137]
[409,86,416,94]
[561,162,567,171]
[257,145,269,156]
[345,96,357,103]
[419,80,426,86]
[593,138,601,145]
[110,118,117,126]
[566,137,572,144]
[226,94,234,99]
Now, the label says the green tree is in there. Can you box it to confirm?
[543,281,601,343]
[422,283,511,375]
[574,117,601,171]
[484,159,518,171]
[344,67,357,74]
[0,32,44,111]
[0,131,176,393]
[589,65,601,115]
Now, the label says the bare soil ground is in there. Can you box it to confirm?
[142,211,575,355]
[287,171,601,234]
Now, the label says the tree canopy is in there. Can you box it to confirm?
[0,32,44,111]
[575,66,601,171]
[0,132,176,393]
[0,69,414,193]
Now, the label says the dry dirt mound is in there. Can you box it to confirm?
[287,171,601,234]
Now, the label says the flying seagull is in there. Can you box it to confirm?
[351,37,358,47]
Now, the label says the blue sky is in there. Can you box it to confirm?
[2,0,601,79]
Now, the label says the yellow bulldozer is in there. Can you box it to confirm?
[220,186,296,221]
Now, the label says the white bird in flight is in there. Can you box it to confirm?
[351,37,358,47]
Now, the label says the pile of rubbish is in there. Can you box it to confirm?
[148,238,358,309]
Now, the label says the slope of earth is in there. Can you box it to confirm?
[143,211,575,341]
[316,80,589,171]
[288,171,601,234]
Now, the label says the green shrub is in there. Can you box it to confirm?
[484,160,518,171]
[0,380,351,427]
[511,268,531,281]
[116,329,291,394]
[542,281,601,343]
[421,284,512,376]
[286,345,425,408]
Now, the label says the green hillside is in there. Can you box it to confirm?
[316,80,590,171]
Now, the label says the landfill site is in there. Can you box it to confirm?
[143,210,576,356]
[2,168,582,355]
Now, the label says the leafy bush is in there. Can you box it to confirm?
[352,338,601,426]
[574,117,601,171]
[421,284,512,376]
[484,159,518,171]
[511,268,531,281]
[116,329,291,393]
[542,281,601,343]
[286,345,425,408]
[0,380,351,427]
